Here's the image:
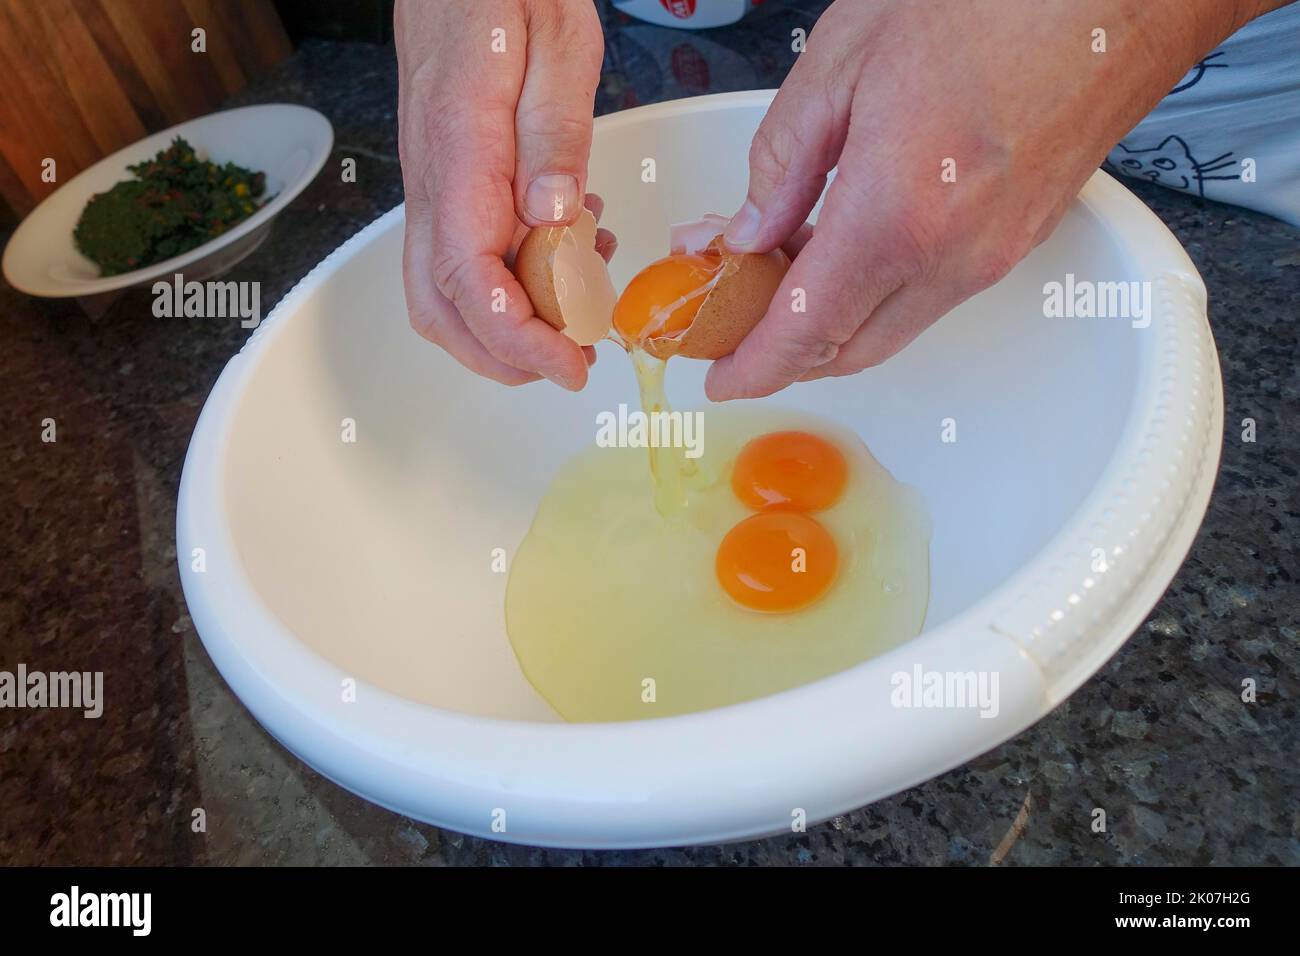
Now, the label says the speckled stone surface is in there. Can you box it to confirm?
[1,4,1297,866]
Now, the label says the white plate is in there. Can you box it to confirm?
[178,91,1222,849]
[3,104,332,298]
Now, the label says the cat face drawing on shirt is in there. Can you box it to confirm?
[1108,135,1238,197]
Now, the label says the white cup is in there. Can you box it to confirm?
[611,0,763,29]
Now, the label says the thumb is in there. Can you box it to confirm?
[723,56,852,254]
[513,5,603,226]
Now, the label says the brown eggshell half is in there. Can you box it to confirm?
[512,209,615,347]
[641,238,791,361]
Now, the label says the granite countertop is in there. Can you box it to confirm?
[1,5,1297,866]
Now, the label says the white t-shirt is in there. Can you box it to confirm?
[1107,2,1300,226]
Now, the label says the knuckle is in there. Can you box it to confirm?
[420,95,472,148]
[831,336,888,376]
[841,350,882,374]
[409,313,443,348]
[430,249,479,306]
[729,363,769,400]
[526,0,561,36]
[958,242,1026,298]
[882,200,947,281]
[518,106,590,154]
[431,254,530,365]
[781,324,842,375]
[971,252,1016,293]
[432,255,506,332]
[536,0,604,55]
[748,129,796,195]
[422,95,514,170]
[827,168,947,284]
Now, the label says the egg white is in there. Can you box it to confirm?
[505,407,931,722]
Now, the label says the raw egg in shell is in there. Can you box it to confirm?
[512,213,790,360]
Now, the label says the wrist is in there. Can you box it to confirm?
[1113,0,1259,80]
[1179,0,1267,47]
[1242,0,1297,22]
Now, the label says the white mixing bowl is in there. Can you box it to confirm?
[178,91,1222,848]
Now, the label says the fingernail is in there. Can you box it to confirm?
[547,371,579,391]
[526,174,580,223]
[595,236,618,263]
[724,200,761,249]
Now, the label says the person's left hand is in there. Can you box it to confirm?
[706,0,1254,401]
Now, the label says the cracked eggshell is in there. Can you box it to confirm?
[512,209,615,347]
[643,237,791,362]
[670,213,732,255]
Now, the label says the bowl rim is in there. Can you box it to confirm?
[2,103,333,298]
[177,90,1222,848]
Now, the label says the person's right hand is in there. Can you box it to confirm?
[396,0,611,390]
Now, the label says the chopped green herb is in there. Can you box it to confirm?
[73,137,271,276]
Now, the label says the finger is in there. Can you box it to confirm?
[595,227,618,263]
[514,220,615,265]
[507,195,607,265]
[589,185,615,260]
[514,2,603,226]
[511,194,611,265]
[799,201,1052,382]
[420,166,589,386]
[705,169,905,401]
[782,222,815,258]
[404,212,542,386]
[421,104,588,386]
[583,345,597,367]
[443,250,590,390]
[506,221,529,266]
[422,287,545,386]
[401,4,583,386]
[796,283,952,382]
[722,26,854,254]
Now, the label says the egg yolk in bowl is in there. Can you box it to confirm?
[505,408,931,722]
[731,430,848,512]
[716,511,839,612]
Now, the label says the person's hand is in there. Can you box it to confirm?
[706,0,1262,400]
[396,0,612,390]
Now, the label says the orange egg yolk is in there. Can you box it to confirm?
[612,252,723,344]
[716,512,839,612]
[731,431,848,512]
